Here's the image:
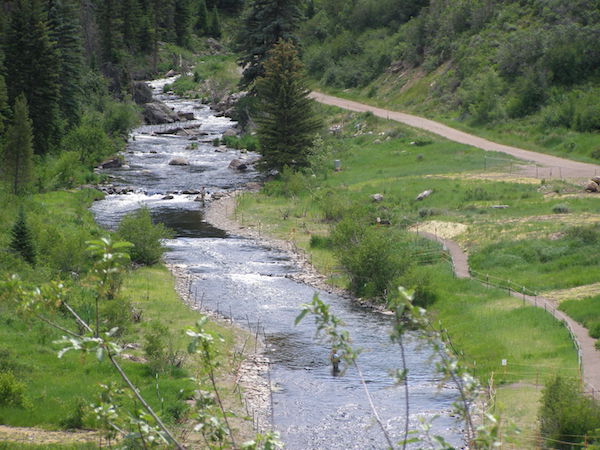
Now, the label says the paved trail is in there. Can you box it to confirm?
[417,231,600,397]
[310,92,600,180]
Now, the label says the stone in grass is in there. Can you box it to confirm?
[585,181,599,192]
[416,189,433,201]
[371,193,384,202]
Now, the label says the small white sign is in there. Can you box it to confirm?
[501,359,507,366]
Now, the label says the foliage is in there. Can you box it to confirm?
[331,217,412,298]
[116,207,174,266]
[255,40,322,172]
[2,94,34,195]
[539,376,600,449]
[236,0,304,88]
[9,208,36,266]
[143,321,186,374]
[0,371,29,408]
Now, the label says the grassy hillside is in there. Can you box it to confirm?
[300,0,600,161]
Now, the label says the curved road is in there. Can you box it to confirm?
[417,231,600,398]
[310,92,600,180]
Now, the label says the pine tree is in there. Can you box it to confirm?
[174,0,193,47]
[4,0,61,155]
[194,0,209,35]
[207,6,221,38]
[3,94,34,195]
[119,0,144,52]
[236,0,303,88]
[97,0,124,64]
[0,73,9,136]
[255,40,322,172]
[9,208,36,266]
[48,0,84,128]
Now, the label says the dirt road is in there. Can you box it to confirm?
[310,92,600,180]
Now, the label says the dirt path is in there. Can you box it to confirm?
[417,231,600,398]
[0,425,100,445]
[310,92,600,180]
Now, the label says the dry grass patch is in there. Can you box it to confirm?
[544,282,600,303]
[409,220,468,239]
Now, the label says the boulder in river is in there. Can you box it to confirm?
[169,158,189,166]
[99,157,122,169]
[132,81,153,105]
[178,111,195,121]
[142,101,179,125]
[162,195,174,200]
[222,127,239,138]
[229,159,248,171]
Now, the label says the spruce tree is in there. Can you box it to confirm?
[9,208,36,266]
[207,6,221,38]
[3,94,34,195]
[255,40,322,172]
[174,0,193,47]
[194,0,209,35]
[4,0,61,155]
[0,74,9,136]
[236,0,303,88]
[48,0,84,128]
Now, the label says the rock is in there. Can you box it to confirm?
[585,181,599,192]
[182,189,200,195]
[165,69,177,77]
[222,127,239,138]
[162,195,174,200]
[169,158,189,166]
[245,182,262,191]
[142,101,179,124]
[178,111,195,121]
[206,38,224,53]
[375,217,391,225]
[490,205,509,209]
[416,189,433,201]
[371,193,384,202]
[229,159,248,171]
[592,176,600,185]
[99,157,122,169]
[132,81,153,104]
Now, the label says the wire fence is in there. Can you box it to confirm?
[483,155,600,180]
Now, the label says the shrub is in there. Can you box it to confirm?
[0,371,29,408]
[552,204,570,214]
[143,321,186,375]
[9,208,36,266]
[589,322,600,340]
[399,267,438,308]
[117,207,174,265]
[309,234,332,249]
[59,397,87,430]
[539,376,600,449]
[332,218,412,298]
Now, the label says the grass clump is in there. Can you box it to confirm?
[560,295,600,340]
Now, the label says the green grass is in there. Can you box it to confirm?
[560,295,600,340]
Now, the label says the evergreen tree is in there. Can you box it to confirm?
[0,74,9,136]
[119,0,144,52]
[48,0,84,128]
[255,40,322,172]
[3,94,34,195]
[207,6,221,38]
[236,0,303,88]
[4,0,61,155]
[194,0,209,35]
[174,0,193,47]
[9,208,36,266]
[97,0,124,64]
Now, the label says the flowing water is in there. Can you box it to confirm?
[91,78,463,449]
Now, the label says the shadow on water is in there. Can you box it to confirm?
[91,78,463,449]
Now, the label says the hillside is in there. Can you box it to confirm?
[300,0,600,161]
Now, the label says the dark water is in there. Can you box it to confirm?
[91,77,462,449]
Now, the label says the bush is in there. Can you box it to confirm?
[539,376,600,449]
[589,322,600,340]
[143,321,186,375]
[332,218,412,298]
[309,234,332,249]
[0,371,29,408]
[399,267,438,308]
[552,204,570,214]
[117,207,174,265]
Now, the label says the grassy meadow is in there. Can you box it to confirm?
[233,104,592,444]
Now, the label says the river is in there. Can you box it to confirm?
[91,77,463,449]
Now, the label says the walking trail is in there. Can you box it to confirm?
[311,91,600,393]
[418,230,600,398]
[310,92,600,180]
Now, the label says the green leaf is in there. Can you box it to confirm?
[294,309,309,325]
